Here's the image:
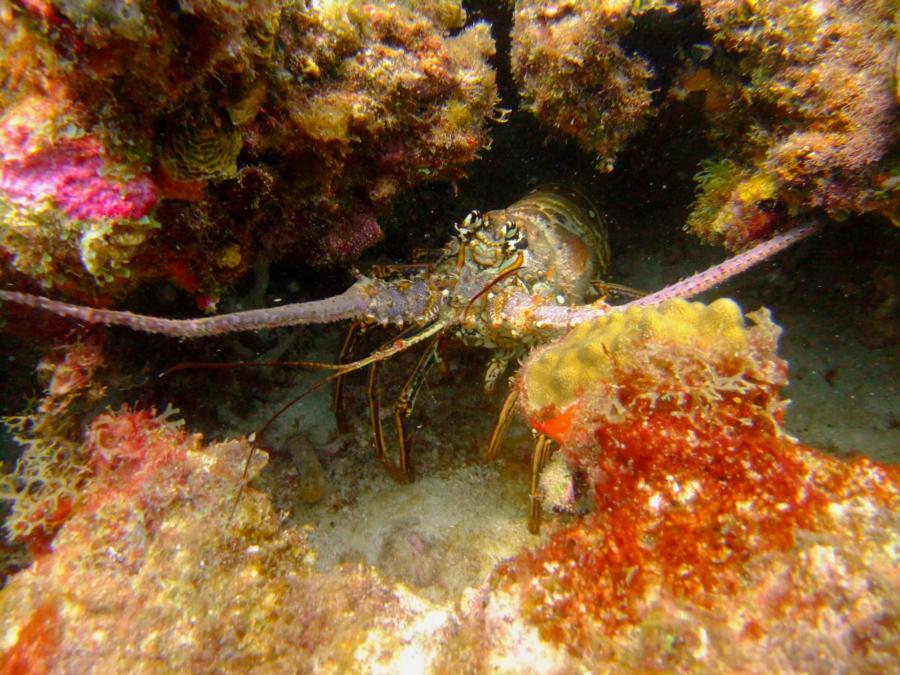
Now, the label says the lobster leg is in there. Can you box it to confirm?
[332,321,364,433]
[229,323,443,515]
[591,280,648,303]
[485,389,555,534]
[367,332,445,483]
[485,388,519,461]
[528,434,554,534]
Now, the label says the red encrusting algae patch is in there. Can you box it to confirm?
[509,300,900,658]
[160,259,202,294]
[0,600,61,675]
[504,399,899,651]
[529,404,576,444]
[20,497,73,559]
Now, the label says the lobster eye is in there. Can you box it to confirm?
[455,210,484,237]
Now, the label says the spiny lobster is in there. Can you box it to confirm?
[0,185,819,531]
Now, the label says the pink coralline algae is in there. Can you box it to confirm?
[0,122,157,222]
[0,95,165,299]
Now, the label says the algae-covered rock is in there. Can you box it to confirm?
[0,407,455,672]
[511,0,663,171]
[0,0,499,303]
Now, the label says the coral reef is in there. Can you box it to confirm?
[510,0,898,246]
[1,2,898,669]
[0,0,498,303]
[248,0,499,266]
[0,407,455,672]
[685,0,899,247]
[521,297,757,427]
[510,0,667,171]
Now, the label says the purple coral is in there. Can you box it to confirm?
[319,211,384,265]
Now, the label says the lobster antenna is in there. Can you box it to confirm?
[228,372,338,522]
[0,285,371,337]
[161,358,355,378]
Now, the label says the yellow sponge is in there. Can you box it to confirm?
[522,298,749,414]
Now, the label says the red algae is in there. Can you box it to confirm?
[0,600,60,675]
[85,407,191,485]
[490,299,900,668]
[0,297,897,671]
[504,413,898,651]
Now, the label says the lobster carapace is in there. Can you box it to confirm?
[342,184,614,486]
[441,184,611,386]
